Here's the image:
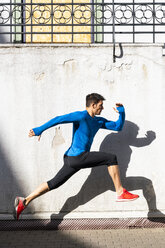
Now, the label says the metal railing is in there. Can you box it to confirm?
[0,1,165,43]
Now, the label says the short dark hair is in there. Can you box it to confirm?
[86,93,105,107]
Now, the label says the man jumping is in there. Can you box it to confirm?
[13,93,139,220]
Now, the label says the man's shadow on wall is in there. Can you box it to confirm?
[51,121,164,222]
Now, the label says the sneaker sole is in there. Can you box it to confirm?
[13,197,19,220]
[116,197,139,202]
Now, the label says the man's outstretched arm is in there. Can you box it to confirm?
[29,111,84,139]
[101,104,125,131]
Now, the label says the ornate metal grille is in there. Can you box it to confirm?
[0,1,165,43]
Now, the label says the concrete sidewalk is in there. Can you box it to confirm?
[0,228,165,248]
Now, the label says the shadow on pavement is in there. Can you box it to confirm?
[0,229,94,248]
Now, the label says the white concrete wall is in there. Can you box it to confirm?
[0,44,165,220]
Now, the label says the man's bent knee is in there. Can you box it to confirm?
[107,154,118,166]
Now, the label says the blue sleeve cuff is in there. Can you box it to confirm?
[117,106,125,113]
[32,127,42,136]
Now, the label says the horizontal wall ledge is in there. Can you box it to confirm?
[0,43,164,49]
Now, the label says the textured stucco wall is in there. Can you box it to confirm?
[0,44,165,220]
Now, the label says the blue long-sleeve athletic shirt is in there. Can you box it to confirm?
[33,106,125,156]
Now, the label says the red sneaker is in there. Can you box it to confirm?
[13,197,26,220]
[116,188,139,202]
